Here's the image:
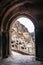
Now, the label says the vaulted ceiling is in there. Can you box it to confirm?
[0,0,43,28]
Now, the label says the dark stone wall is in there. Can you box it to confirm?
[2,32,7,58]
[0,32,1,58]
[35,18,43,61]
[35,28,43,60]
[1,32,9,58]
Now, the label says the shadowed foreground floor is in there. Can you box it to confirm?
[0,51,43,65]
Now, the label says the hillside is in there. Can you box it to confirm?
[10,21,35,55]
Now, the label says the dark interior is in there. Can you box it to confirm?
[0,0,43,61]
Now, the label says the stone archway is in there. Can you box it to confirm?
[2,14,36,56]
[9,16,35,56]
[1,1,39,59]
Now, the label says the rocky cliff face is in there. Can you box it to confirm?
[12,21,29,32]
[11,21,31,42]
[10,21,35,55]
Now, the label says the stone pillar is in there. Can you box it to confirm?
[0,32,2,59]
[2,31,9,58]
[35,28,43,61]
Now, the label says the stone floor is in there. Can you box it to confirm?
[0,51,43,65]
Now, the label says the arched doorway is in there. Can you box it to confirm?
[9,16,35,56]
[1,0,43,61]
[1,1,39,59]
[1,11,39,59]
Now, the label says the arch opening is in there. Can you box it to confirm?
[9,16,35,56]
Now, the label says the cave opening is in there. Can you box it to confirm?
[9,16,35,57]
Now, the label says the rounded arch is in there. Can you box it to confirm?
[1,1,30,31]
[1,1,39,58]
[1,0,39,32]
[1,12,39,32]
[2,13,37,56]
[7,14,37,31]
